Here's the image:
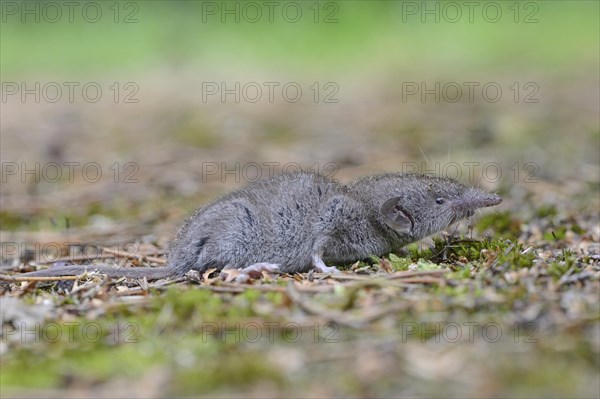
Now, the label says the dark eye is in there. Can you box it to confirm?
[435,197,445,205]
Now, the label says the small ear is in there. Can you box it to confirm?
[380,197,413,233]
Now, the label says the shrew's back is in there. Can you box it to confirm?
[166,172,342,274]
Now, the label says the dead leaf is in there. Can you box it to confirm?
[202,268,218,284]
[379,258,393,273]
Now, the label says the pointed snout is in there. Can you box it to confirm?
[472,190,503,208]
[453,188,502,213]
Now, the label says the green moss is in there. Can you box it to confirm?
[536,205,558,218]
[548,261,570,279]
[173,122,221,148]
[264,291,286,306]
[571,223,585,235]
[411,259,443,271]
[388,253,411,271]
[543,226,567,241]
[0,211,30,230]
[172,351,285,394]
[0,360,61,388]
[0,318,163,388]
[476,211,522,239]
[496,241,537,270]
[260,123,298,144]
[406,243,434,261]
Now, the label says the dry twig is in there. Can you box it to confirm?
[0,273,80,282]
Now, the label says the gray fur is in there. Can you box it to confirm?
[20,172,501,279]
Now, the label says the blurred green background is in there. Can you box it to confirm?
[1,1,598,75]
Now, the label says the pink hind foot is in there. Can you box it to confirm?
[312,254,341,274]
[230,262,280,283]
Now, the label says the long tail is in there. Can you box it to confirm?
[17,264,173,280]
